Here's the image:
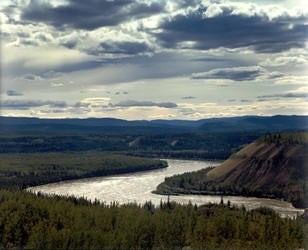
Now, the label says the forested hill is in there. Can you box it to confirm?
[0,115,307,134]
[156,132,308,208]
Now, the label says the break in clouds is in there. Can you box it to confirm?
[1,0,307,119]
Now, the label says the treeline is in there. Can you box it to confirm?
[0,190,305,249]
[0,131,261,159]
[155,168,215,195]
[155,168,303,202]
[0,152,167,189]
[260,131,308,145]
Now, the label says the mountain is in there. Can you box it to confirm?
[156,132,308,208]
[0,115,307,135]
[199,115,308,132]
[206,132,307,207]
[0,117,186,135]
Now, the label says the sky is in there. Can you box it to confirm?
[1,0,307,120]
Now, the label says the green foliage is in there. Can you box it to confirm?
[0,190,304,249]
[259,131,308,145]
[155,168,216,195]
[0,131,261,159]
[0,152,167,189]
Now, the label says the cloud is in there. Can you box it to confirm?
[240,99,252,103]
[260,55,308,67]
[6,90,23,96]
[75,97,111,108]
[113,100,177,108]
[41,71,64,79]
[4,45,97,72]
[155,2,307,53]
[21,0,165,30]
[181,96,196,100]
[1,100,67,110]
[258,92,308,99]
[98,41,152,55]
[22,74,42,81]
[191,66,264,81]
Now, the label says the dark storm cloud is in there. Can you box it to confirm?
[191,66,263,81]
[156,7,307,53]
[113,100,177,108]
[6,90,23,96]
[1,100,67,110]
[22,0,165,30]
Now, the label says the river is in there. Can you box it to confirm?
[27,159,304,218]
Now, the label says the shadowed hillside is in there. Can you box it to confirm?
[156,132,308,208]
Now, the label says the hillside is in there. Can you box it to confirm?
[199,115,308,132]
[156,132,308,208]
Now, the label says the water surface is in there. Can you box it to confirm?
[28,159,304,217]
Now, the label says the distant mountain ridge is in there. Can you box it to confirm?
[0,115,307,134]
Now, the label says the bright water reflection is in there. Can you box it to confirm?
[28,159,304,218]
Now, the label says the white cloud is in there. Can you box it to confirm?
[201,0,307,19]
[260,48,308,68]
[78,97,111,107]
[273,75,308,85]
[4,44,97,70]
[203,4,224,18]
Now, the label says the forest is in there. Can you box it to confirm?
[0,131,261,160]
[0,189,305,249]
[0,152,167,189]
[0,120,307,249]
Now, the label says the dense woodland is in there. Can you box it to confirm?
[0,152,167,189]
[0,131,261,160]
[0,190,305,249]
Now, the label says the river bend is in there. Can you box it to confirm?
[28,159,303,217]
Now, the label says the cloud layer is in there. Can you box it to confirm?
[191,66,264,81]
[1,0,307,119]
[22,0,165,30]
[156,2,307,53]
[113,100,177,108]
[2,100,67,110]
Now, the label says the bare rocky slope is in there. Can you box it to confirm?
[156,132,308,208]
[207,134,307,207]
